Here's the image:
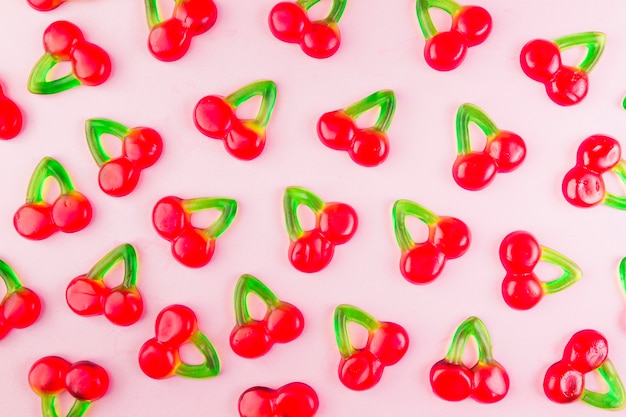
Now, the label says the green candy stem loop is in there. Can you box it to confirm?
[41,396,90,417]
[28,54,81,95]
[343,90,396,132]
[392,199,440,253]
[0,259,23,294]
[334,304,380,358]
[225,81,277,128]
[603,161,626,210]
[86,244,138,288]
[581,359,626,410]
[415,0,462,40]
[297,0,347,23]
[175,331,220,378]
[553,32,606,74]
[456,103,500,156]
[444,316,494,365]
[619,257,626,296]
[539,246,582,294]
[85,119,131,167]
[26,157,75,203]
[283,186,325,241]
[181,198,237,239]
[233,274,280,325]
[143,0,162,28]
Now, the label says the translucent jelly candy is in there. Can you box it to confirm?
[144,0,218,61]
[14,157,92,240]
[283,186,358,273]
[194,80,277,160]
[28,21,111,94]
[138,304,220,379]
[26,0,68,11]
[66,244,143,326]
[29,356,109,417]
[85,118,163,197]
[562,135,626,209]
[152,196,237,268]
[544,329,625,409]
[317,90,395,167]
[430,317,509,403]
[334,304,409,390]
[416,0,492,71]
[500,231,582,310]
[269,0,346,59]
[392,199,470,284]
[239,382,319,417]
[452,103,526,191]
[520,32,605,106]
[230,274,304,358]
[0,259,41,340]
[0,83,23,140]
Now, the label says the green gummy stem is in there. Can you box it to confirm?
[0,259,23,293]
[181,198,237,239]
[456,104,499,155]
[28,54,80,95]
[85,118,130,167]
[539,247,582,295]
[619,257,626,295]
[41,396,90,417]
[87,244,138,288]
[26,157,75,203]
[225,81,277,128]
[415,0,462,39]
[603,161,626,210]
[553,32,606,73]
[334,304,379,358]
[344,90,396,132]
[175,331,220,378]
[581,360,626,410]
[283,187,325,241]
[297,0,347,23]
[233,274,280,325]
[444,316,494,365]
[392,200,439,252]
[144,0,162,28]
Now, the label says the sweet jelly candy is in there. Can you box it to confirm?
[0,259,42,340]
[0,82,23,140]
[239,382,319,417]
[26,0,69,11]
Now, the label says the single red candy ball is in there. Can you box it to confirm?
[288,229,335,273]
[51,192,92,233]
[546,66,588,106]
[562,166,605,207]
[230,321,272,358]
[317,110,356,150]
[2,288,42,328]
[499,230,541,274]
[98,157,140,197]
[138,339,178,379]
[338,350,383,391]
[452,151,497,190]
[486,130,526,172]
[152,196,188,241]
[275,382,319,417]
[123,127,163,169]
[65,361,110,401]
[14,203,56,240]
[70,42,111,86]
[28,356,72,396]
[430,360,473,401]
[173,0,218,36]
[43,21,84,60]
[367,321,409,366]
[452,6,492,47]
[103,288,143,326]
[501,272,543,310]
[269,2,309,44]
[424,31,467,71]
[171,230,215,268]
[266,303,304,343]
[66,276,108,316]
[430,216,470,259]
[238,387,275,417]
[318,202,358,245]
[471,362,509,403]
[520,39,561,83]
[148,19,191,62]
[563,329,608,373]
[349,128,389,167]
[399,242,446,284]
[155,304,197,346]
[544,361,584,403]
[0,96,23,140]
[301,22,340,59]
[576,135,621,174]
[193,95,234,139]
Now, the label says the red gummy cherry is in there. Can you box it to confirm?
[148,19,191,62]
[98,157,140,197]
[318,202,357,245]
[368,322,409,366]
[301,22,340,59]
[576,135,621,174]
[173,0,218,36]
[452,152,497,190]
[0,314,9,340]
[546,66,588,106]
[194,95,234,139]
[424,31,467,71]
[400,242,446,284]
[171,230,215,268]
[430,360,473,401]
[349,128,389,167]
[51,192,92,233]
[2,288,41,328]
[29,356,71,396]
[70,42,111,86]
[269,2,308,44]
[275,382,319,417]
[43,21,84,60]
[66,277,108,316]
[501,272,543,310]
[230,321,272,358]
[155,304,197,346]
[520,39,561,83]
[152,196,188,240]
[544,361,584,403]
[317,110,356,150]
[471,362,509,403]
[0,95,23,140]
[562,166,605,207]
[452,6,492,47]
[123,128,163,169]
[289,229,334,273]
[266,303,304,343]
[238,387,275,417]
[224,120,265,160]
[338,350,383,391]
[103,288,143,326]
[27,0,66,11]
[487,131,526,172]
[65,361,109,401]
[499,231,541,274]
[138,339,178,379]
[563,329,608,373]
[14,203,55,240]
[431,216,470,259]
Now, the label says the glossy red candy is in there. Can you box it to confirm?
[0,260,42,340]
[26,0,67,11]
[0,84,22,140]
[239,382,319,417]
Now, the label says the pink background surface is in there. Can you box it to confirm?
[1,0,626,415]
